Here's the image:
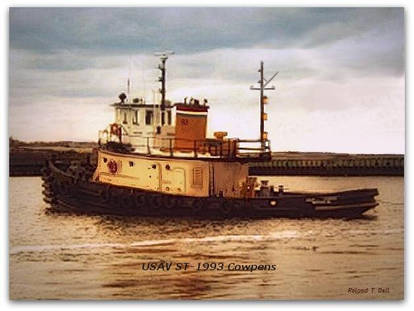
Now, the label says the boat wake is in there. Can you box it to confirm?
[10,231,300,255]
[11,227,401,255]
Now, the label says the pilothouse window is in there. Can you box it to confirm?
[145,110,153,125]
[167,110,172,125]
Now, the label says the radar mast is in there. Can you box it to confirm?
[154,51,174,111]
[250,61,278,149]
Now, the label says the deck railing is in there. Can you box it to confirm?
[98,130,271,160]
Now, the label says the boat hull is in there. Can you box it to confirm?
[41,161,379,219]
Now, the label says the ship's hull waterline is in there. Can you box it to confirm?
[41,160,379,219]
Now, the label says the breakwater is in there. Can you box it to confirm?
[9,148,404,177]
[9,148,92,176]
[249,152,404,176]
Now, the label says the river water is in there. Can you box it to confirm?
[9,176,404,300]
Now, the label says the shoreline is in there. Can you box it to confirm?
[9,143,404,177]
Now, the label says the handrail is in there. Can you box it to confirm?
[99,130,270,160]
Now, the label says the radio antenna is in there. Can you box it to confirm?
[250,61,278,150]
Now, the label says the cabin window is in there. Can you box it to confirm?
[167,110,172,125]
[145,110,153,125]
[132,110,139,125]
[123,112,128,124]
[129,161,134,167]
[192,167,203,187]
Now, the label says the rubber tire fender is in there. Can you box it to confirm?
[120,189,135,209]
[221,201,232,216]
[164,195,177,209]
[151,195,163,209]
[134,192,147,209]
[100,185,112,203]
[192,198,204,215]
[58,180,69,195]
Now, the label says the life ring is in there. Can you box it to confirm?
[107,160,118,174]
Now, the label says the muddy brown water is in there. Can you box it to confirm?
[9,176,403,299]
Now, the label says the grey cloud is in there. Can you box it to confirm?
[8,7,405,152]
[9,41,404,110]
[10,7,403,54]
[9,7,404,81]
[10,49,133,72]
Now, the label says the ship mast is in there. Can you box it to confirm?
[250,61,278,149]
[154,51,174,112]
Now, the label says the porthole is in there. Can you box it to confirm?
[270,200,277,206]
[166,164,171,170]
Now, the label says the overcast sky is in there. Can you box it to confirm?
[9,7,405,153]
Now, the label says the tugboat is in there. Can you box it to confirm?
[41,52,379,218]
